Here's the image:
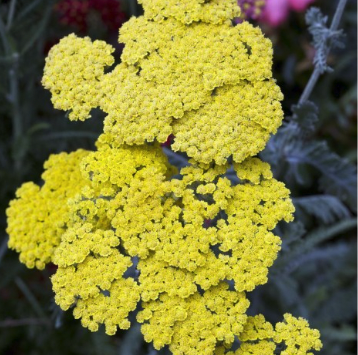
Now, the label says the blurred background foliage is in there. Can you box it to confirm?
[0,0,356,354]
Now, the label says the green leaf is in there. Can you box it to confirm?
[305,7,345,74]
[18,0,53,56]
[274,220,306,251]
[291,101,319,135]
[293,195,351,224]
[317,285,357,323]
[14,277,49,321]
[37,131,99,141]
[286,140,357,211]
[282,242,350,275]
[27,123,50,135]
[275,218,357,270]
[321,325,357,342]
[117,323,143,355]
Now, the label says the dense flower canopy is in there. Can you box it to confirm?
[138,0,240,24]
[7,0,323,354]
[43,0,283,165]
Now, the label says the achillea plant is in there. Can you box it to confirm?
[6,0,323,354]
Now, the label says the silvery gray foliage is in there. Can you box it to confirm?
[291,101,319,136]
[262,123,357,212]
[305,7,345,74]
[293,195,351,224]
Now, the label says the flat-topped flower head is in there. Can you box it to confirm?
[138,283,250,355]
[172,80,283,164]
[6,0,324,353]
[215,314,322,354]
[6,150,89,269]
[42,34,115,121]
[42,0,282,164]
[52,251,140,334]
[138,0,240,24]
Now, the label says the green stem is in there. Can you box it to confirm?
[15,277,50,321]
[0,13,11,54]
[330,0,348,31]
[0,13,23,167]
[275,218,357,270]
[0,318,50,327]
[298,0,348,104]
[6,0,17,31]
[0,236,9,268]
[128,0,138,16]
[9,53,22,142]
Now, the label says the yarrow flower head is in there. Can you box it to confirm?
[8,0,323,354]
[43,0,283,165]
[48,144,295,352]
[6,150,88,269]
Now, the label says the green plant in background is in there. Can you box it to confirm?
[0,0,356,355]
[255,2,357,354]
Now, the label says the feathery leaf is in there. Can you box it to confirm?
[306,7,345,74]
[293,195,351,224]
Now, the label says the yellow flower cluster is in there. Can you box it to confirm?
[215,314,322,355]
[6,150,88,269]
[42,34,115,121]
[52,251,140,335]
[141,159,294,293]
[138,283,249,355]
[48,143,294,349]
[42,1,281,164]
[172,81,283,164]
[51,141,170,333]
[6,0,323,354]
[274,314,323,355]
[138,0,240,24]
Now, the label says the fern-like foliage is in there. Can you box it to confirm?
[291,101,319,136]
[286,139,356,211]
[274,218,357,271]
[262,103,357,212]
[293,195,351,224]
[274,220,306,251]
[306,7,345,74]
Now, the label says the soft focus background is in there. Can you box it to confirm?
[0,0,356,354]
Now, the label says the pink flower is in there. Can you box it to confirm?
[288,0,315,11]
[261,0,315,26]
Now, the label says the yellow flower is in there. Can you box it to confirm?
[227,314,323,355]
[52,251,139,335]
[274,314,323,355]
[43,5,281,164]
[138,283,249,355]
[6,0,324,353]
[6,150,89,269]
[42,34,114,121]
[138,0,240,24]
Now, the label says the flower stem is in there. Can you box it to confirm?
[298,0,348,104]
[6,0,17,31]
[9,53,22,142]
